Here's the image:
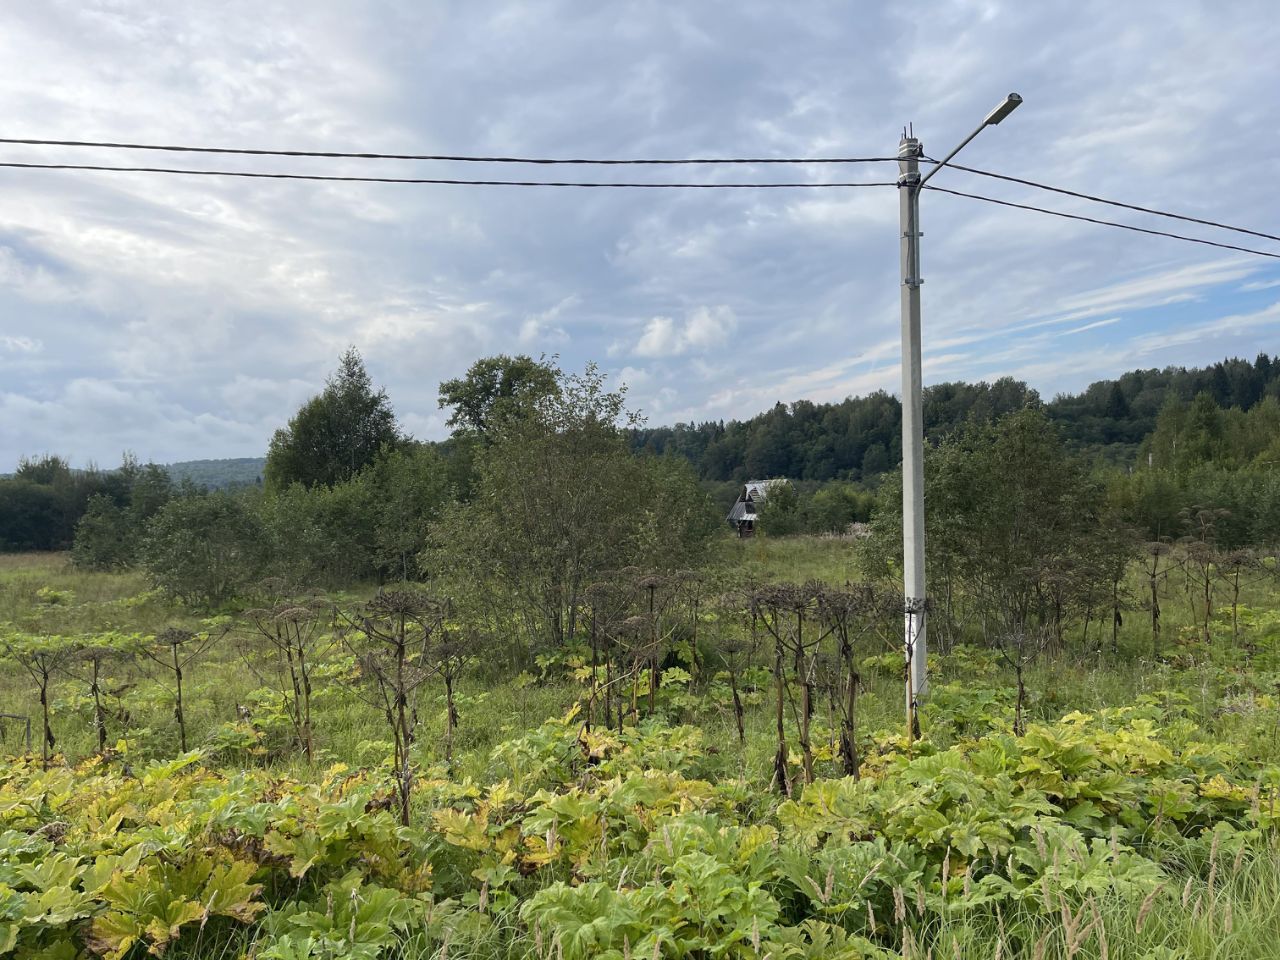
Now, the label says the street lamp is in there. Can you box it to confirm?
[897,92,1022,733]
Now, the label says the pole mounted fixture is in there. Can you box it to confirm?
[919,92,1022,187]
[983,93,1023,126]
[896,93,1023,734]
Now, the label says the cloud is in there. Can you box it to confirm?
[1,336,43,354]
[1059,317,1121,336]
[633,305,737,358]
[518,295,578,346]
[1241,278,1280,292]
[2,1,1280,466]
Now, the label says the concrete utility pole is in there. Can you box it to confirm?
[897,134,927,720]
[897,93,1023,729]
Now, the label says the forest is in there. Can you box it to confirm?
[1,350,1279,959]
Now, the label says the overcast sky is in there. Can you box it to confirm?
[2,1,1279,467]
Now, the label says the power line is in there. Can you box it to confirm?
[0,160,897,188]
[7,135,1277,248]
[929,159,1280,245]
[923,184,1280,261]
[0,137,896,165]
[4,156,1277,261]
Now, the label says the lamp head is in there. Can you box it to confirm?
[983,93,1023,126]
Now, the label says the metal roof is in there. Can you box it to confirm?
[744,479,788,500]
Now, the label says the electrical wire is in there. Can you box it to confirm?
[0,161,897,187]
[923,184,1280,261]
[0,137,896,165]
[4,150,1278,261]
[7,135,1277,247]
[929,159,1280,245]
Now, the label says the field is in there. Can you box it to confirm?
[3,540,1280,959]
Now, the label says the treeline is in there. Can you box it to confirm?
[1114,390,1280,546]
[165,457,265,490]
[0,455,175,552]
[630,353,1280,483]
[862,402,1280,685]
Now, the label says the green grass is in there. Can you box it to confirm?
[4,539,1280,958]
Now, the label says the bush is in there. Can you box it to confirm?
[141,492,264,605]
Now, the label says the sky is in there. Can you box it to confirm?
[2,0,1279,468]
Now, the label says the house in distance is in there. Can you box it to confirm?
[726,479,790,537]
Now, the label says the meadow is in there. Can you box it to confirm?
[2,538,1280,960]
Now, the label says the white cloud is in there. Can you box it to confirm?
[2,1,1279,465]
[1059,317,1121,336]
[633,305,737,358]
[1,336,42,354]
[1241,278,1280,292]
[518,295,578,345]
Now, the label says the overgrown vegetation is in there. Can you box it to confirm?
[2,350,1280,958]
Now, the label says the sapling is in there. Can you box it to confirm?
[1141,541,1176,659]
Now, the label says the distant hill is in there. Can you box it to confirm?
[164,457,266,490]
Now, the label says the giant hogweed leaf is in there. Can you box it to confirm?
[262,873,427,957]
[264,830,328,879]
[21,885,96,927]
[431,807,491,851]
[86,898,204,960]
[87,856,263,959]
[14,854,81,893]
[520,882,644,960]
[14,934,82,960]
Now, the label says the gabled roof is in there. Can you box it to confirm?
[744,479,789,500]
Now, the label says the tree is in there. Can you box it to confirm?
[438,354,561,439]
[755,482,802,537]
[265,348,402,491]
[71,495,134,569]
[863,407,1107,658]
[426,363,716,653]
[72,459,174,569]
[365,444,452,581]
[141,492,264,606]
[0,482,65,551]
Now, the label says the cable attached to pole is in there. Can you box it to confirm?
[0,160,898,188]
[924,184,1280,261]
[928,159,1280,245]
[0,137,897,166]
